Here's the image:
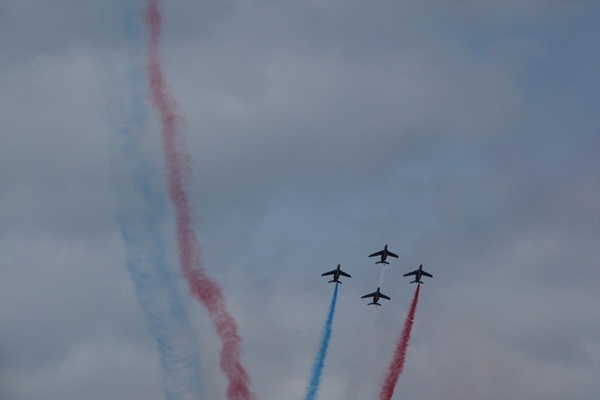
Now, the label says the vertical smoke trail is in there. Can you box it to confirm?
[112,3,204,397]
[378,265,387,289]
[378,284,420,400]
[343,305,378,400]
[115,158,205,400]
[344,265,388,400]
[304,284,339,400]
[143,1,256,399]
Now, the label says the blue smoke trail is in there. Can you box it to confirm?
[304,284,339,400]
[109,1,204,398]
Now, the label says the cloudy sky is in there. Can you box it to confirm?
[1,1,599,399]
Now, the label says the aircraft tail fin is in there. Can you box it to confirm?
[328,279,341,284]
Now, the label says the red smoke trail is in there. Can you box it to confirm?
[379,284,421,400]
[144,1,257,399]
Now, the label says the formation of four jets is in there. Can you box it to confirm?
[321,244,432,306]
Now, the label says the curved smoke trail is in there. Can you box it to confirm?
[378,284,420,400]
[304,284,339,400]
[112,2,204,397]
[143,1,256,399]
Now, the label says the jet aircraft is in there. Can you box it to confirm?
[361,287,390,306]
[368,244,399,265]
[321,264,351,284]
[403,264,433,284]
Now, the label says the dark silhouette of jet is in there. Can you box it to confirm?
[403,264,433,284]
[321,264,351,284]
[361,287,390,306]
[369,244,398,265]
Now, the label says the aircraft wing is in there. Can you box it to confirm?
[421,271,433,278]
[368,250,383,258]
[379,293,391,301]
[387,251,399,258]
[339,270,351,278]
[321,270,335,276]
[361,292,376,299]
[403,270,417,277]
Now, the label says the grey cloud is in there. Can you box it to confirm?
[1,1,598,399]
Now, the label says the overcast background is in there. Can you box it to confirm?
[1,1,599,399]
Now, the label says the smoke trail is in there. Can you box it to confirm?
[304,284,339,400]
[378,284,420,400]
[344,265,388,400]
[110,2,205,398]
[343,304,378,400]
[143,1,256,399]
[115,156,205,400]
[377,265,387,289]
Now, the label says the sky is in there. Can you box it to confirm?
[1,1,599,399]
